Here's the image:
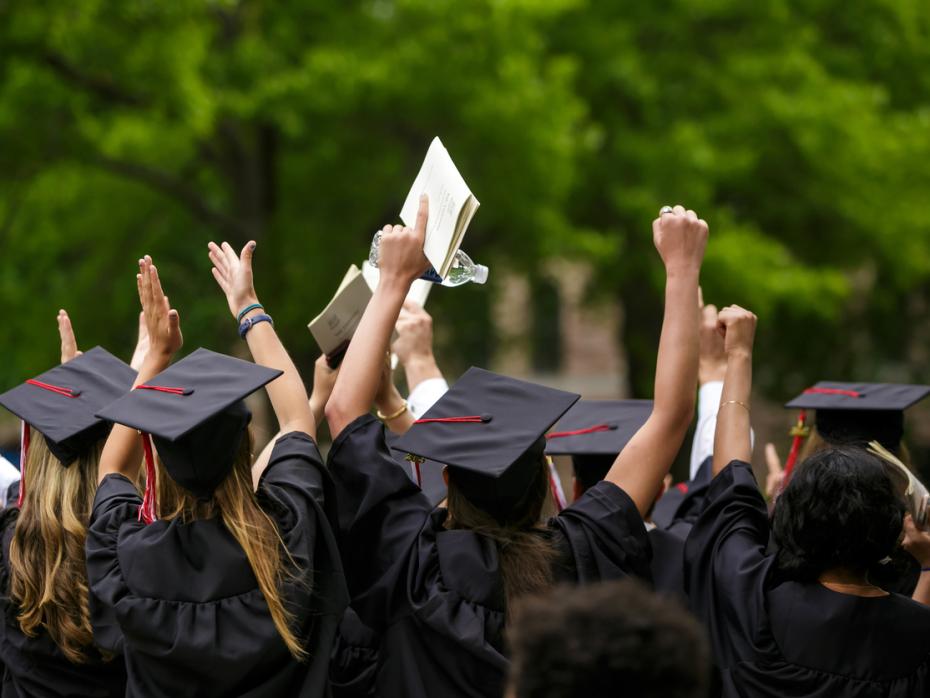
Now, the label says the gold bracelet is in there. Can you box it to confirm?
[720,400,751,414]
[377,402,409,421]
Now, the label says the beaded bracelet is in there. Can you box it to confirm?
[237,303,264,324]
[239,313,273,339]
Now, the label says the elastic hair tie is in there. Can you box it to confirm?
[237,303,264,324]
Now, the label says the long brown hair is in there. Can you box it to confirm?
[155,431,307,660]
[445,455,557,616]
[8,433,103,664]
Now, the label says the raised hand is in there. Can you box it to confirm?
[393,301,435,365]
[208,240,259,319]
[137,256,182,360]
[309,354,340,427]
[698,295,727,385]
[764,443,786,501]
[57,310,82,364]
[377,195,430,286]
[129,312,150,372]
[716,305,757,357]
[652,205,708,274]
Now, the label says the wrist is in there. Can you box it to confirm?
[726,348,753,363]
[699,361,728,385]
[234,297,261,321]
[404,353,441,379]
[664,265,701,280]
[377,273,415,296]
[375,389,406,414]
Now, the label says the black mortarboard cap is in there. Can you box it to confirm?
[545,399,652,490]
[385,432,447,506]
[785,382,930,451]
[0,347,136,465]
[96,348,282,497]
[393,367,579,519]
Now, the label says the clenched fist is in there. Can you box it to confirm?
[715,305,757,357]
[652,205,708,274]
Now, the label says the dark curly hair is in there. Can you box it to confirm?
[772,447,904,582]
[506,580,709,698]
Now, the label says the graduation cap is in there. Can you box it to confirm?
[96,348,282,518]
[393,367,579,520]
[545,400,652,491]
[782,382,930,478]
[0,347,136,467]
[385,432,447,506]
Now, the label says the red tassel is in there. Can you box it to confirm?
[17,422,29,508]
[138,433,158,524]
[414,415,489,424]
[135,385,192,396]
[783,410,809,482]
[546,424,613,439]
[548,470,563,513]
[25,379,80,398]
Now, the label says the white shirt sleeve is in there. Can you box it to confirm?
[688,381,754,480]
[0,456,20,507]
[407,378,450,418]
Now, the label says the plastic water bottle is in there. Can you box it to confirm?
[368,232,489,287]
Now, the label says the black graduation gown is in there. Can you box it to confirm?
[647,526,685,602]
[328,414,652,698]
[651,455,712,536]
[330,608,379,698]
[685,460,930,697]
[0,508,126,698]
[85,432,348,698]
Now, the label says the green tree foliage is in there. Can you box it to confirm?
[1,0,929,403]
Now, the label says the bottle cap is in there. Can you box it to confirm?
[473,264,489,284]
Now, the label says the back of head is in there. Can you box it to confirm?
[446,451,557,614]
[507,579,709,698]
[773,446,904,582]
[9,432,102,664]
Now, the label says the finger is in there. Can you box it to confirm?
[402,299,422,312]
[149,264,166,304]
[673,204,686,216]
[702,304,718,326]
[58,310,78,358]
[392,225,404,235]
[208,244,229,272]
[382,224,393,235]
[211,267,232,294]
[221,241,238,267]
[686,209,698,221]
[765,443,783,474]
[716,318,727,338]
[698,286,704,308]
[240,240,256,269]
[168,309,181,335]
[140,259,153,310]
[414,194,429,237]
[903,513,918,538]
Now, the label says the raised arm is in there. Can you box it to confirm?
[325,196,430,439]
[208,240,314,440]
[604,206,707,516]
[98,257,182,483]
[711,306,756,477]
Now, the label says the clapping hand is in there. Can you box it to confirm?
[137,256,182,360]
[57,310,82,364]
[208,240,260,320]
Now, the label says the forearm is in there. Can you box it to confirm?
[653,269,700,429]
[712,352,753,476]
[403,353,443,392]
[243,310,314,439]
[97,353,169,483]
[327,279,409,438]
[605,269,700,515]
[912,571,930,607]
[376,388,416,435]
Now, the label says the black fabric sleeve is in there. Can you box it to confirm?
[326,415,432,612]
[551,480,653,584]
[85,473,144,654]
[682,460,774,669]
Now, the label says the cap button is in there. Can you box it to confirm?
[480,414,493,423]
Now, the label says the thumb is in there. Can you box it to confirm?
[168,309,181,333]
[241,241,256,268]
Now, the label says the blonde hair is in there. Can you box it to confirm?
[8,432,104,664]
[155,431,307,660]
[445,455,558,617]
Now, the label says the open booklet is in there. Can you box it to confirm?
[308,264,432,368]
[400,137,480,279]
[868,441,930,528]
